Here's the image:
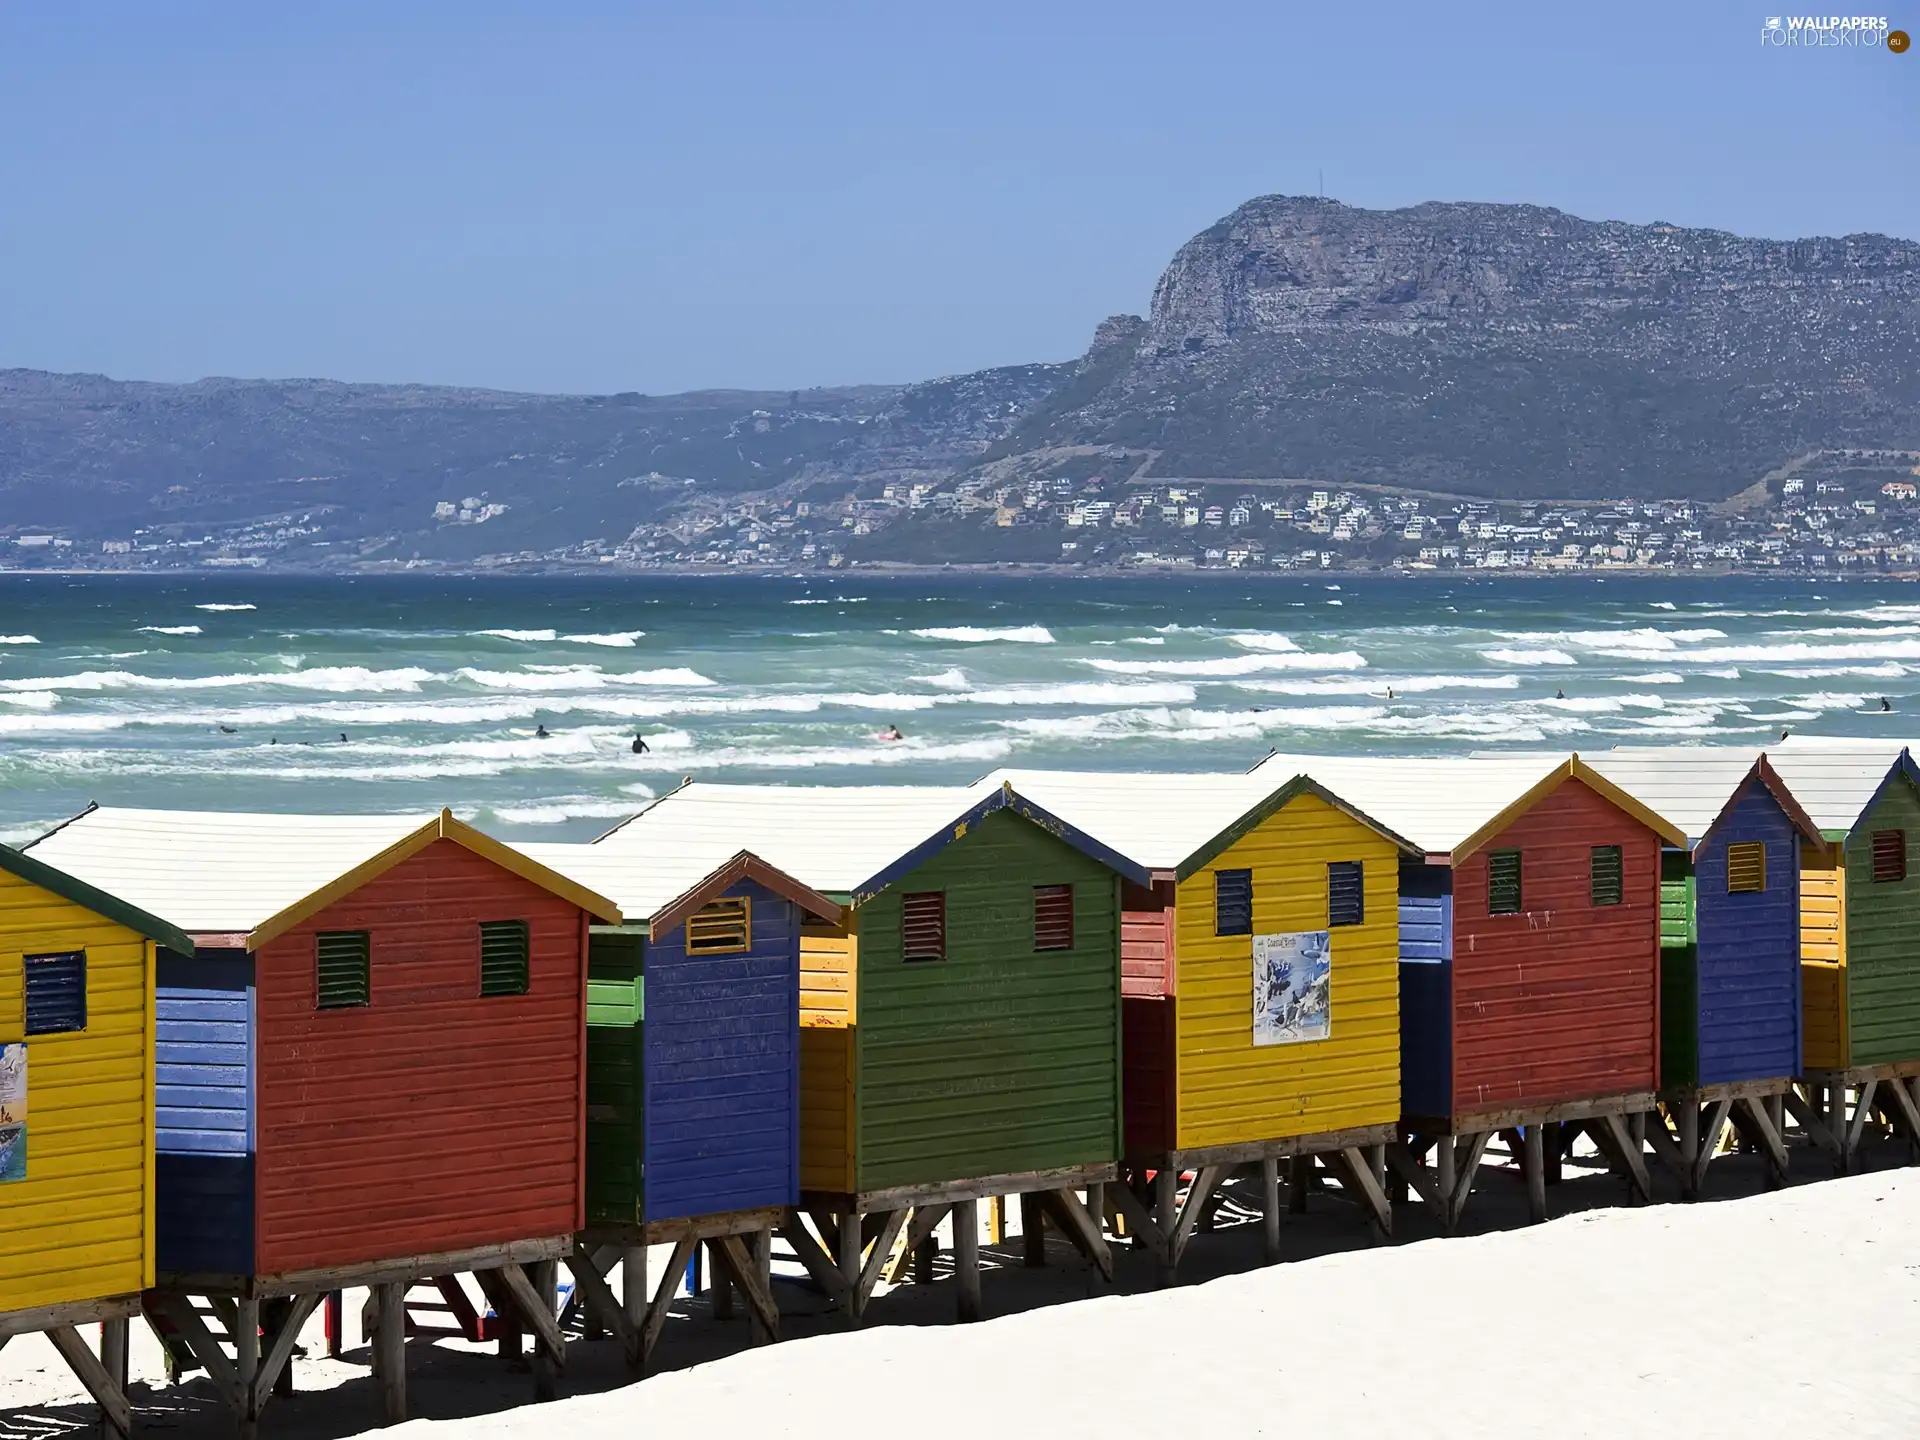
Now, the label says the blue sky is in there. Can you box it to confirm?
[1,3,1913,394]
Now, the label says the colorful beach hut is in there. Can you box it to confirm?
[1583,748,1823,1195]
[1762,742,1920,1171]
[0,842,193,1439]
[1250,753,1686,1229]
[980,767,1418,1276]
[510,838,840,1369]
[23,806,622,1430]
[594,780,1146,1322]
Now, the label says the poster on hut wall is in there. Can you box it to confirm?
[1252,932,1332,1047]
[0,1042,25,1183]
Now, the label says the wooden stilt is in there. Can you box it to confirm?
[638,1236,697,1373]
[622,1244,647,1367]
[854,1209,909,1316]
[837,1207,865,1321]
[375,1281,406,1427]
[1260,1157,1282,1263]
[234,1297,260,1440]
[48,1326,131,1440]
[1678,1101,1701,1199]
[1523,1122,1546,1223]
[954,1197,982,1323]
[1435,1133,1458,1230]
[1287,1155,1311,1215]
[710,1240,735,1321]
[1020,1192,1047,1269]
[750,1229,775,1346]
[1543,1120,1564,1185]
[101,1318,129,1438]
[324,1291,342,1359]
[779,1212,853,1310]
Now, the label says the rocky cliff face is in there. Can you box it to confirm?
[1020,196,1920,498]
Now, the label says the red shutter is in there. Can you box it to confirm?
[902,891,946,961]
[1873,829,1907,884]
[1034,885,1074,951]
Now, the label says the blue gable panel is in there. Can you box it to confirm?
[154,949,255,1277]
[1397,861,1453,1120]
[642,879,800,1222]
[1694,783,1802,1087]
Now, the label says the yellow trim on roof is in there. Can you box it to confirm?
[245,810,622,948]
[1451,755,1689,862]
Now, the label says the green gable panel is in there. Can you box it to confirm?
[585,930,646,1225]
[853,808,1122,1194]
[1844,777,1920,1067]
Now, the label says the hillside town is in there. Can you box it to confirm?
[8,451,1920,576]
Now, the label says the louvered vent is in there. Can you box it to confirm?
[1726,841,1767,894]
[1033,885,1074,951]
[480,919,532,996]
[1488,850,1523,916]
[1873,829,1907,884]
[316,930,371,1010]
[902,891,946,962]
[686,897,751,954]
[24,951,87,1035]
[1215,869,1253,937]
[1590,845,1624,907]
[1327,861,1364,928]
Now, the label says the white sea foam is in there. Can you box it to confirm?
[631,737,1016,771]
[1227,633,1301,653]
[954,681,1198,707]
[0,635,40,645]
[0,714,130,735]
[562,631,647,647]
[490,797,650,825]
[921,668,972,690]
[0,692,56,710]
[1631,672,1686,684]
[787,599,832,606]
[1123,636,1166,645]
[0,666,436,694]
[453,666,714,690]
[1230,675,1520,697]
[194,603,257,612]
[1478,648,1578,666]
[1650,601,1677,610]
[909,625,1055,644]
[1492,628,1726,650]
[1761,663,1908,680]
[1776,625,1920,639]
[1081,651,1367,677]
[473,628,560,641]
[138,625,203,636]
[1602,640,1920,665]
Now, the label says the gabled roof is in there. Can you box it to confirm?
[1762,739,1920,839]
[24,805,621,948]
[513,842,840,936]
[977,767,1419,880]
[1247,751,1688,861]
[1580,748,1823,852]
[0,841,195,954]
[594,779,1150,901]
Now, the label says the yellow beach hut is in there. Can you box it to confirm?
[0,840,193,1439]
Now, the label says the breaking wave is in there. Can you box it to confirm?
[909,625,1055,644]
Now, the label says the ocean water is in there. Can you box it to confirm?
[1,571,1916,843]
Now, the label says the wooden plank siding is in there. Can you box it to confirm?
[1692,782,1802,1087]
[852,809,1121,1194]
[798,915,857,1193]
[1449,778,1661,1116]
[1799,843,1848,1069]
[1397,861,1453,1119]
[640,878,800,1222]
[0,867,154,1314]
[584,930,644,1226]
[1120,879,1175,998]
[153,949,254,1275]
[251,839,586,1276]
[1843,777,1920,1067]
[1171,791,1401,1151]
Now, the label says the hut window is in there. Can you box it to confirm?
[1726,842,1767,894]
[1487,850,1522,915]
[902,891,946,962]
[1589,846,1624,907]
[1215,869,1253,936]
[479,919,532,996]
[23,951,86,1035]
[1872,830,1907,884]
[1327,862,1365,928]
[1033,885,1074,951]
[686,898,752,955]
[316,931,371,1010]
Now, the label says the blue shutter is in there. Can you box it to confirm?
[25,951,87,1035]
[1215,869,1253,936]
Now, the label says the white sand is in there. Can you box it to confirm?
[7,1172,1920,1438]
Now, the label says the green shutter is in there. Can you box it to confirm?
[1488,850,1522,915]
[317,931,370,1009]
[1660,849,1696,947]
[479,920,531,997]
[585,930,646,1225]
[1589,845,1624,907]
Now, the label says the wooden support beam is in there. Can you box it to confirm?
[1260,1157,1282,1264]
[1694,1098,1734,1194]
[1167,1164,1230,1267]
[804,1208,842,1258]
[1434,1134,1457,1227]
[567,1243,638,1357]
[709,1233,781,1344]
[854,1209,910,1312]
[1522,1123,1546,1223]
[954,1198,982,1324]
[1733,1094,1792,1184]
[100,1317,129,1439]
[1384,1140,1441,1210]
[1320,1148,1392,1238]
[1019,1192,1047,1269]
[1845,1079,1881,1165]
[638,1237,698,1371]
[709,1240,734,1321]
[1446,1132,1492,1229]
[1287,1154,1311,1215]
[374,1281,406,1427]
[885,1205,952,1285]
[1784,1085,1840,1157]
[48,1326,132,1440]
[144,1293,242,1413]
[1643,1107,1684,1179]
[749,1230,774,1346]
[1103,1178,1170,1265]
[1593,1112,1652,1203]
[622,1243,647,1362]
[778,1213,853,1306]
[495,1259,565,1399]
[1037,1187,1114,1282]
[249,1292,321,1418]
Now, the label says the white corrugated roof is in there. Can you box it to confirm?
[1578,748,1769,845]
[514,838,783,923]
[592,782,993,895]
[25,807,436,934]
[1759,739,1912,833]
[1245,751,1580,856]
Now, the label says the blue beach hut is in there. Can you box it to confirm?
[514,838,840,1370]
[1584,748,1824,1195]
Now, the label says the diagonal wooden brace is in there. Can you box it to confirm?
[566,1243,638,1358]
[251,1292,322,1416]
[778,1212,853,1306]
[49,1326,132,1440]
[709,1234,781,1343]
[1103,1178,1170,1264]
[495,1261,567,1371]
[1037,1187,1114,1282]
[144,1293,243,1414]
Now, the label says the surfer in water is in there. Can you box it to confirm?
[535,724,551,739]
[1385,686,1394,701]
[878,723,904,743]
[631,732,650,755]
[218,724,237,735]
[1555,687,1566,700]
[1883,698,1893,713]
